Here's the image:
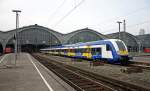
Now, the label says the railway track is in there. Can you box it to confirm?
[32,54,150,91]
[127,60,150,71]
[129,64,150,70]
[130,56,150,70]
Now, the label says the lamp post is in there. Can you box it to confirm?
[12,10,21,66]
[117,21,122,39]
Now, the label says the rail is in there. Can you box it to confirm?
[32,54,150,91]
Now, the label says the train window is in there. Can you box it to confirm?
[70,49,72,52]
[92,48,96,52]
[81,48,85,53]
[78,49,81,53]
[79,48,86,53]
[106,44,111,51]
[80,48,83,52]
[73,49,75,52]
[64,49,67,52]
[86,48,90,53]
[78,49,81,52]
[70,49,75,52]
[116,41,126,50]
[91,48,101,54]
[77,49,79,53]
[75,49,78,53]
[91,48,96,54]
[96,48,101,54]
[66,49,69,52]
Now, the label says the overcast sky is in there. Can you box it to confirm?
[0,0,150,35]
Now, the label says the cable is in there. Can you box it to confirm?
[46,0,66,25]
[127,19,150,28]
[92,6,150,30]
[98,6,150,34]
[101,6,150,26]
[102,19,150,34]
[53,0,85,27]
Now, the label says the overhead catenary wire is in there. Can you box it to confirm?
[53,0,85,28]
[98,6,150,27]
[127,19,150,28]
[98,6,150,34]
[102,19,150,34]
[46,0,66,25]
[90,6,150,33]
[46,0,149,34]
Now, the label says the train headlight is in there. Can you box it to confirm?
[118,50,128,55]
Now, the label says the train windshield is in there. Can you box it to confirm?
[116,41,126,50]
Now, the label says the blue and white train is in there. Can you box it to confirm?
[40,39,130,64]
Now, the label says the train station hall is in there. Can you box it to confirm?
[0,24,149,54]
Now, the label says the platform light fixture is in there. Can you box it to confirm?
[12,9,21,66]
[117,21,122,39]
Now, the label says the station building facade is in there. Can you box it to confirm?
[137,34,150,52]
[0,24,149,53]
[0,25,106,53]
[62,28,108,44]
[0,25,63,53]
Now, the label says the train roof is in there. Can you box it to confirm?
[64,39,118,47]
[40,39,121,50]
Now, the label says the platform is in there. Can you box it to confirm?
[131,56,150,65]
[0,53,75,91]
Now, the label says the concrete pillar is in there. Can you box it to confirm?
[2,43,6,54]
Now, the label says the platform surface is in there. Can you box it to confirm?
[131,56,150,64]
[0,53,75,91]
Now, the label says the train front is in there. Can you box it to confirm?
[113,40,130,64]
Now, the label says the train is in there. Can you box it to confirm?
[144,48,150,53]
[40,39,130,64]
[4,47,13,53]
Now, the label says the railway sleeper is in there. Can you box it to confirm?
[82,86,106,91]
[32,54,150,91]
[74,81,95,86]
[80,84,100,88]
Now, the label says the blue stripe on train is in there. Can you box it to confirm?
[92,55,102,60]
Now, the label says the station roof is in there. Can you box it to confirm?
[107,32,139,46]
[137,34,150,47]
[1,25,149,49]
[62,28,108,44]
[0,24,64,44]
